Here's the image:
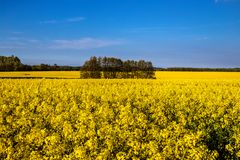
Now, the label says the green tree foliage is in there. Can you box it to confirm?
[0,56,81,71]
[80,56,101,78]
[0,55,23,71]
[99,57,123,78]
[156,67,240,72]
[80,56,155,79]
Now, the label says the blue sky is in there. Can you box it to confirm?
[0,0,240,67]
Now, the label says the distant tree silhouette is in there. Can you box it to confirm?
[3,55,239,73]
[99,57,123,78]
[0,55,23,71]
[80,56,101,78]
[80,56,155,79]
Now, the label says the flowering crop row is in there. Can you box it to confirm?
[0,79,239,159]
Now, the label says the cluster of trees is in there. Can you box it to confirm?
[2,55,240,73]
[28,64,80,71]
[20,64,80,71]
[0,56,80,71]
[80,56,155,79]
[0,55,23,71]
[156,67,240,72]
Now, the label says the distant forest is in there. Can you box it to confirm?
[80,56,155,79]
[0,55,80,71]
[0,55,240,72]
[156,67,240,72]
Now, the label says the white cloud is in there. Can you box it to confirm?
[66,17,85,22]
[9,31,24,34]
[27,39,40,43]
[40,20,58,24]
[40,17,85,24]
[126,26,191,33]
[0,41,26,49]
[0,37,125,50]
[0,37,41,49]
[215,0,240,3]
[49,38,125,50]
[195,36,209,40]
[7,37,40,43]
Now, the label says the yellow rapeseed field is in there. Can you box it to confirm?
[1,78,240,159]
[155,71,240,79]
[0,71,80,79]
[1,71,240,79]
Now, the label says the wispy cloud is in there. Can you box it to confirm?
[0,37,41,49]
[215,0,240,3]
[126,20,240,33]
[40,20,58,24]
[40,16,85,24]
[195,36,209,41]
[125,26,190,33]
[49,38,125,50]
[0,37,125,50]
[66,17,85,22]
[7,37,40,43]
[9,31,24,34]
[0,41,26,49]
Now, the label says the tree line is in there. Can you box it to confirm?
[26,64,80,71]
[80,56,155,79]
[0,55,22,71]
[156,67,240,72]
[0,56,80,71]
[1,55,240,73]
